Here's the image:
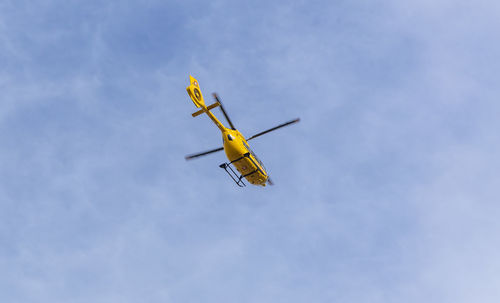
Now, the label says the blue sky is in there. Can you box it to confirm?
[1,0,500,302]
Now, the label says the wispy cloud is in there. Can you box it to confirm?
[1,1,499,302]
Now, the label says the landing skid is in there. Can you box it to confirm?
[219,152,265,187]
[219,162,246,187]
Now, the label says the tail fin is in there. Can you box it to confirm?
[185,75,225,130]
[186,75,205,108]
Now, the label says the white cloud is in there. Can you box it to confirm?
[1,1,500,302]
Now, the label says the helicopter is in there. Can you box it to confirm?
[185,75,300,187]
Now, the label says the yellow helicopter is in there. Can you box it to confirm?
[185,75,300,187]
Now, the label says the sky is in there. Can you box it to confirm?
[1,0,500,302]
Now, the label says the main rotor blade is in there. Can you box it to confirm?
[213,93,236,130]
[185,146,224,160]
[247,118,300,141]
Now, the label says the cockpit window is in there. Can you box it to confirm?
[227,134,234,141]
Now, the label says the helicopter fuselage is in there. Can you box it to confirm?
[222,128,268,186]
[186,75,285,187]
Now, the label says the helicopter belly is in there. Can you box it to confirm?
[224,140,267,186]
[233,158,267,186]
